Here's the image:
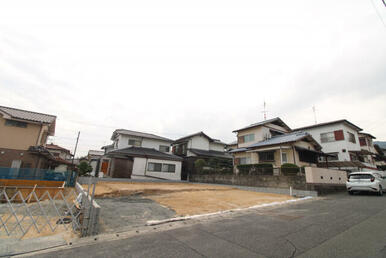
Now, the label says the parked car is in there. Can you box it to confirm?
[346,172,386,196]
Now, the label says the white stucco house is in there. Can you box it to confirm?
[100,129,182,180]
[294,119,378,171]
[172,132,232,179]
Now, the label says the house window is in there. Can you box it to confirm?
[281,152,288,163]
[347,132,356,143]
[243,134,255,143]
[259,151,275,162]
[162,164,176,173]
[320,132,335,143]
[148,162,175,173]
[239,157,251,165]
[148,162,162,172]
[159,145,170,152]
[5,119,27,128]
[128,139,142,147]
[319,153,339,162]
[359,137,367,146]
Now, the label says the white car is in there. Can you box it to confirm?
[346,171,386,196]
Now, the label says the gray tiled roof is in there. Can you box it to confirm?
[107,147,183,161]
[112,129,173,142]
[174,131,227,145]
[248,131,312,148]
[188,148,232,159]
[0,105,56,124]
[232,117,291,133]
[294,119,362,131]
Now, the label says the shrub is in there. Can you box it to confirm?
[78,161,93,176]
[194,159,207,174]
[237,164,254,175]
[237,163,274,175]
[281,163,300,175]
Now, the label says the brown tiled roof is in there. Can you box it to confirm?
[0,105,56,124]
[46,143,72,154]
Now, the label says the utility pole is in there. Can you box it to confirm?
[68,131,80,185]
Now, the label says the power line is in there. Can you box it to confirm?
[370,0,386,28]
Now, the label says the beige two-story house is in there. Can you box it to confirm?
[0,105,57,170]
[230,118,323,172]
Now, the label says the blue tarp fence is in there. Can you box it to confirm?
[0,167,77,187]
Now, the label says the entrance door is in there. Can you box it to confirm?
[101,160,109,175]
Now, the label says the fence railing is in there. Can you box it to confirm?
[0,167,77,187]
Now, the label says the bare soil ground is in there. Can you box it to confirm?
[86,182,294,216]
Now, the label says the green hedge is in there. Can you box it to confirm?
[281,163,300,175]
[237,163,273,175]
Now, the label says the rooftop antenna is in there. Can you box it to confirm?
[262,100,268,120]
[312,105,317,124]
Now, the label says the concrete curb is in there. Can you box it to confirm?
[146,196,313,226]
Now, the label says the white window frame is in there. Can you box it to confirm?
[281,152,288,163]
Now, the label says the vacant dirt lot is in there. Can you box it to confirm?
[86,182,294,216]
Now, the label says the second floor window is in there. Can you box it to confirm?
[359,137,367,146]
[238,134,255,143]
[159,145,170,152]
[128,139,142,147]
[5,119,27,128]
[320,132,335,143]
[347,132,356,143]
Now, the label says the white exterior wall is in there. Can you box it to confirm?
[116,134,172,152]
[132,157,147,176]
[54,164,68,173]
[209,142,225,152]
[189,135,210,151]
[301,123,360,161]
[145,158,182,180]
[305,167,347,185]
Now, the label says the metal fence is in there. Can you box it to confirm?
[0,167,77,187]
[0,181,100,239]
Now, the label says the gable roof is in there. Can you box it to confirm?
[294,119,362,132]
[247,131,321,150]
[232,117,291,133]
[46,143,72,155]
[0,105,56,124]
[107,147,183,161]
[359,132,376,139]
[188,148,232,159]
[0,105,56,135]
[174,131,227,145]
[111,129,173,142]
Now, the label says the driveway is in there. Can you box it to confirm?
[27,192,386,257]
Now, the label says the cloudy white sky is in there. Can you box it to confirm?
[1,0,386,156]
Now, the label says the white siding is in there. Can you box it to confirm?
[132,157,147,176]
[301,123,361,161]
[145,158,182,180]
[209,142,225,152]
[116,134,172,152]
[189,135,210,150]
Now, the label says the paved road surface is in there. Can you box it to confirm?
[28,193,386,258]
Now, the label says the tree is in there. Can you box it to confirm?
[78,161,93,176]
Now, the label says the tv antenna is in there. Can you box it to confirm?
[261,101,268,120]
[312,105,317,124]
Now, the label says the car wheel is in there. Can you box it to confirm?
[348,191,353,195]
[378,186,383,196]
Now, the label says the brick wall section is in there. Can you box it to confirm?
[190,174,309,190]
[0,148,40,168]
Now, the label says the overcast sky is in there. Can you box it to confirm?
[1,0,386,156]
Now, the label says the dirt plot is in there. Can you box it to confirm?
[86,182,294,216]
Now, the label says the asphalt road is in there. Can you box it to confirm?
[27,192,386,258]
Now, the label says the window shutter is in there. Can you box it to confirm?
[238,136,244,144]
[334,130,344,141]
[359,138,366,146]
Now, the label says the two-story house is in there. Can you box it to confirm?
[230,118,323,173]
[294,119,377,171]
[101,129,182,180]
[46,143,75,172]
[0,105,59,171]
[358,133,377,166]
[172,132,232,179]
